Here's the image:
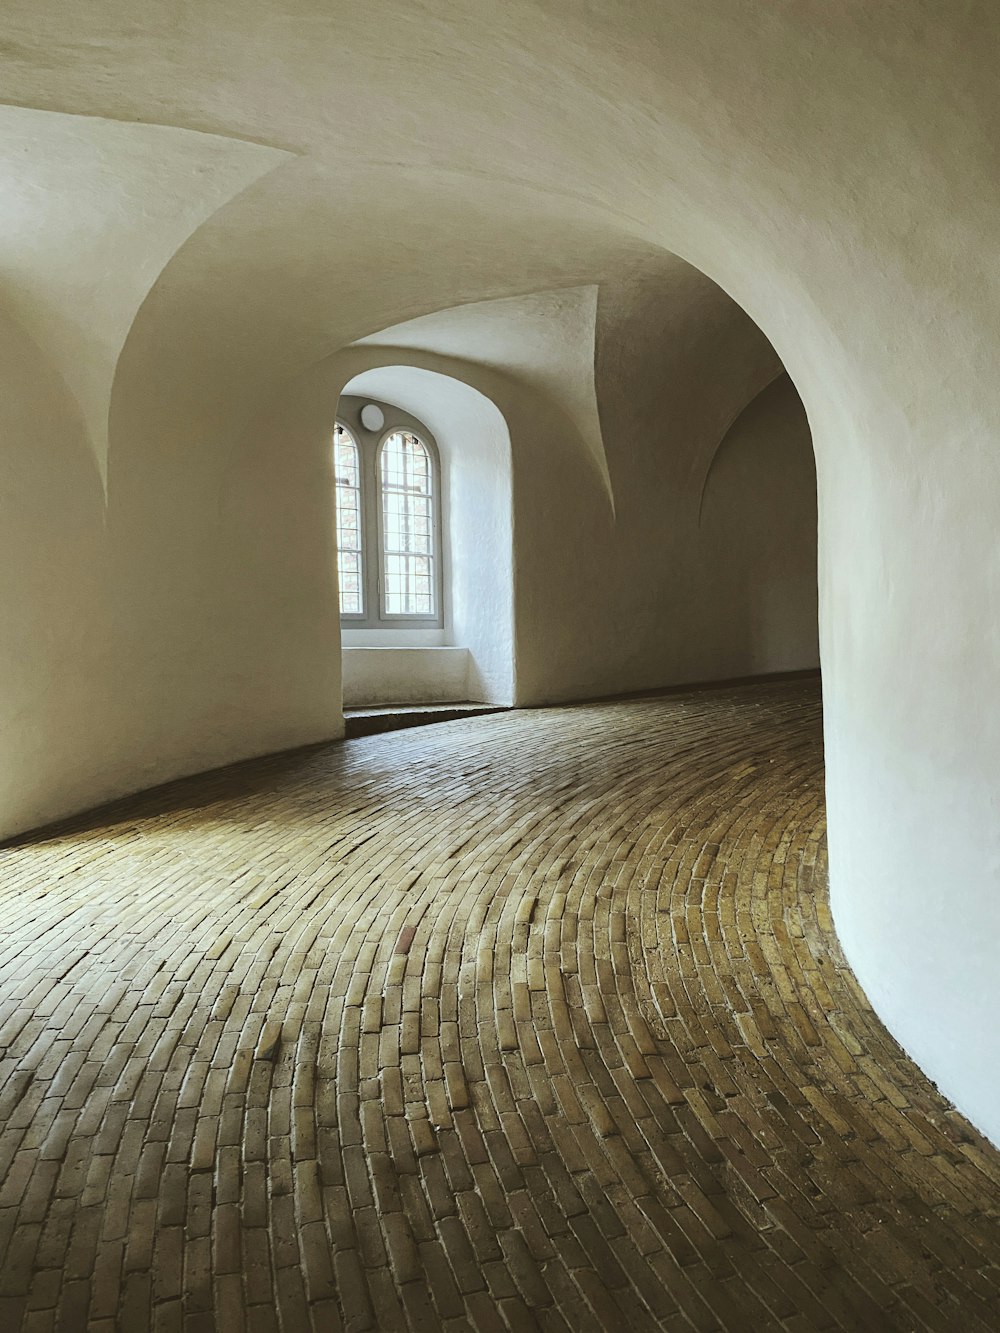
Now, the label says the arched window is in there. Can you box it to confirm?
[333,403,442,628]
[333,423,364,616]
[379,430,436,617]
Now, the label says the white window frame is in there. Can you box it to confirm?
[334,422,366,622]
[334,402,444,630]
[375,427,440,623]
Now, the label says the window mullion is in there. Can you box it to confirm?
[364,434,381,626]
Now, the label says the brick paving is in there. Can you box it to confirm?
[0,678,998,1331]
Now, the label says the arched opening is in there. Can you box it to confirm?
[335,368,515,710]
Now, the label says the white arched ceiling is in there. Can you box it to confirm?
[0,2,998,1144]
[595,256,786,503]
[355,288,611,502]
[0,105,287,479]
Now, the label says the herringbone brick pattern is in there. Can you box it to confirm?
[0,679,998,1330]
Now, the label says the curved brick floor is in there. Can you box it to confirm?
[1,679,999,1331]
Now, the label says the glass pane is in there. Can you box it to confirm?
[333,424,364,615]
[380,432,436,615]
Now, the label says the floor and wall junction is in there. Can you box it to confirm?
[0,679,997,1331]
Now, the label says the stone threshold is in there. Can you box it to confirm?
[343,702,508,738]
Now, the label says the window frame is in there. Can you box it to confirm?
[333,421,367,622]
[334,402,444,631]
[375,426,441,624]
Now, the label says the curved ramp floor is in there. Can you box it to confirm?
[0,680,998,1331]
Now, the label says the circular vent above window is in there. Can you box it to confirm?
[360,402,385,432]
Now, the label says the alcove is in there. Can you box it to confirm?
[337,366,514,709]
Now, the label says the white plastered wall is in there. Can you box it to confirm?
[697,376,819,677]
[0,105,288,836]
[341,649,471,708]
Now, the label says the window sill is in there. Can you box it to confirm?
[342,645,472,707]
[341,626,447,648]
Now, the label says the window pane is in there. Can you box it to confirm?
[333,424,364,615]
[380,431,435,616]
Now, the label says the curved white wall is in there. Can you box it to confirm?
[0,307,108,836]
[698,376,819,677]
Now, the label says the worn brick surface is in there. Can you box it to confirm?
[1,679,998,1330]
